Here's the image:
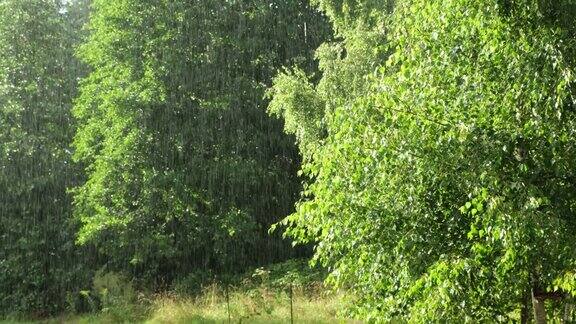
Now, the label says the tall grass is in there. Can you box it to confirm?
[7,259,358,323]
[147,283,352,323]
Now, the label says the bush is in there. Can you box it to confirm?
[89,270,147,322]
[171,270,215,295]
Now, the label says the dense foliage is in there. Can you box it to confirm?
[0,0,89,316]
[0,0,330,317]
[72,0,330,282]
[3,0,576,321]
[269,0,576,321]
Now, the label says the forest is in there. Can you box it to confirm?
[2,0,576,323]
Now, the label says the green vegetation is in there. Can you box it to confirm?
[71,0,331,280]
[4,260,351,324]
[2,0,576,322]
[0,0,332,319]
[270,0,576,322]
[0,0,90,316]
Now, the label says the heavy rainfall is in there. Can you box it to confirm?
[1,0,576,323]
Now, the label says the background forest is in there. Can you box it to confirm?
[2,0,576,323]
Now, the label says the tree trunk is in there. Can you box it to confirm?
[521,291,530,324]
[532,288,547,324]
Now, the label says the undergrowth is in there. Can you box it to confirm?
[3,259,357,323]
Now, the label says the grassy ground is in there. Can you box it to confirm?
[2,260,358,323]
[44,286,352,323]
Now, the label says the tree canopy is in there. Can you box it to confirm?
[269,0,576,321]
[72,0,331,280]
[0,0,89,315]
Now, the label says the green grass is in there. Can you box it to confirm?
[30,285,353,324]
[146,284,353,323]
[2,260,359,323]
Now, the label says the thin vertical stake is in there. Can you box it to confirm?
[226,284,231,324]
[290,283,294,324]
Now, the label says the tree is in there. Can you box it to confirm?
[0,0,88,316]
[269,0,576,321]
[73,0,331,282]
